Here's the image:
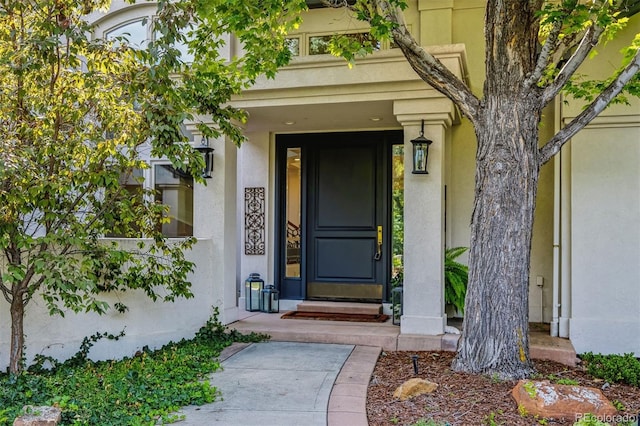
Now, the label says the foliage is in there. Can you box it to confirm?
[0,0,305,373]
[391,144,405,288]
[573,413,610,426]
[444,247,469,314]
[581,352,640,387]
[0,311,268,425]
[409,419,450,426]
[483,410,504,426]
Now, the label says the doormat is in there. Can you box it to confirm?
[281,311,389,323]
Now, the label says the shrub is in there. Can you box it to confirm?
[580,352,640,387]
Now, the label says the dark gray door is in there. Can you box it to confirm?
[306,137,387,301]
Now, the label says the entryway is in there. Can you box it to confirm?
[276,131,403,303]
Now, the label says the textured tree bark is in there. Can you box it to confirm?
[451,0,542,379]
[10,292,25,375]
[452,98,540,379]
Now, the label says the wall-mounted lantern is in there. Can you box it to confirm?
[411,120,432,174]
[194,136,214,179]
[245,273,264,312]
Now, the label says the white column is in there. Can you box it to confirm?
[190,129,238,325]
[238,131,272,311]
[394,99,454,335]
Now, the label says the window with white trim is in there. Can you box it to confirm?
[153,163,194,238]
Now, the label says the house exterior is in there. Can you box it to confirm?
[1,0,638,370]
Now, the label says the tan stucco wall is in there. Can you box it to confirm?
[560,12,640,354]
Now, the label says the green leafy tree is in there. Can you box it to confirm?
[0,0,305,374]
[324,0,640,378]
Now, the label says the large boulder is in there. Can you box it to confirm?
[511,380,617,420]
[393,378,438,401]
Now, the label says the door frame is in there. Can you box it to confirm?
[275,130,403,302]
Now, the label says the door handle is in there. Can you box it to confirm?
[373,225,382,261]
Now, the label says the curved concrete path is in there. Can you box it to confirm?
[177,341,379,426]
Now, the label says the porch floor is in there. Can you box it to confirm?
[229,311,579,367]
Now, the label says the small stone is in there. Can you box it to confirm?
[511,380,617,420]
[13,406,61,426]
[393,378,438,401]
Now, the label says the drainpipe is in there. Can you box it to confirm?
[551,148,561,337]
[559,140,572,339]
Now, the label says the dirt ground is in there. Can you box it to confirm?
[366,351,640,426]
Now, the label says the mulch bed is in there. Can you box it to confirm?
[367,351,640,426]
[280,311,389,322]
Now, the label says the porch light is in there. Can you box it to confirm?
[245,273,264,312]
[260,285,280,313]
[411,120,432,174]
[195,136,214,179]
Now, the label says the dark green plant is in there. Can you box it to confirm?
[445,247,469,315]
[581,352,640,387]
[0,310,268,425]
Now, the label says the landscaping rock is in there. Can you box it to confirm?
[13,406,61,426]
[393,378,438,401]
[511,380,617,420]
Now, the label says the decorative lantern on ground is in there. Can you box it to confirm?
[391,286,403,325]
[245,273,264,312]
[260,285,280,313]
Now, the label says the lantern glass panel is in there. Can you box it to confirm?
[260,285,279,313]
[245,273,264,311]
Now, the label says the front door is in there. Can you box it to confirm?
[277,131,401,302]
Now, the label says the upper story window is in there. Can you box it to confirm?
[103,16,194,63]
[105,19,148,49]
[308,32,380,55]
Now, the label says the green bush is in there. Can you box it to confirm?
[580,352,640,387]
[0,310,268,425]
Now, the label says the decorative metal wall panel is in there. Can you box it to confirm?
[245,187,265,255]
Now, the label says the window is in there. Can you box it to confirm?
[308,32,380,55]
[105,168,145,238]
[107,165,194,238]
[285,148,302,277]
[104,18,194,62]
[105,19,148,49]
[285,37,300,56]
[154,164,194,238]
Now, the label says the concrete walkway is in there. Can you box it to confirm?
[177,341,379,426]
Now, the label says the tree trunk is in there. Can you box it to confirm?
[452,97,540,379]
[10,292,25,374]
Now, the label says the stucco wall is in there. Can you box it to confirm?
[568,125,640,354]
[0,239,221,370]
[559,13,640,353]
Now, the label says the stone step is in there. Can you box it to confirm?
[296,301,382,315]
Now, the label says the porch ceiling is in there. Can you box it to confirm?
[242,100,398,133]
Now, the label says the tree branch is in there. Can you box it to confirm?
[377,0,481,121]
[539,48,640,164]
[525,19,563,88]
[541,24,604,106]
